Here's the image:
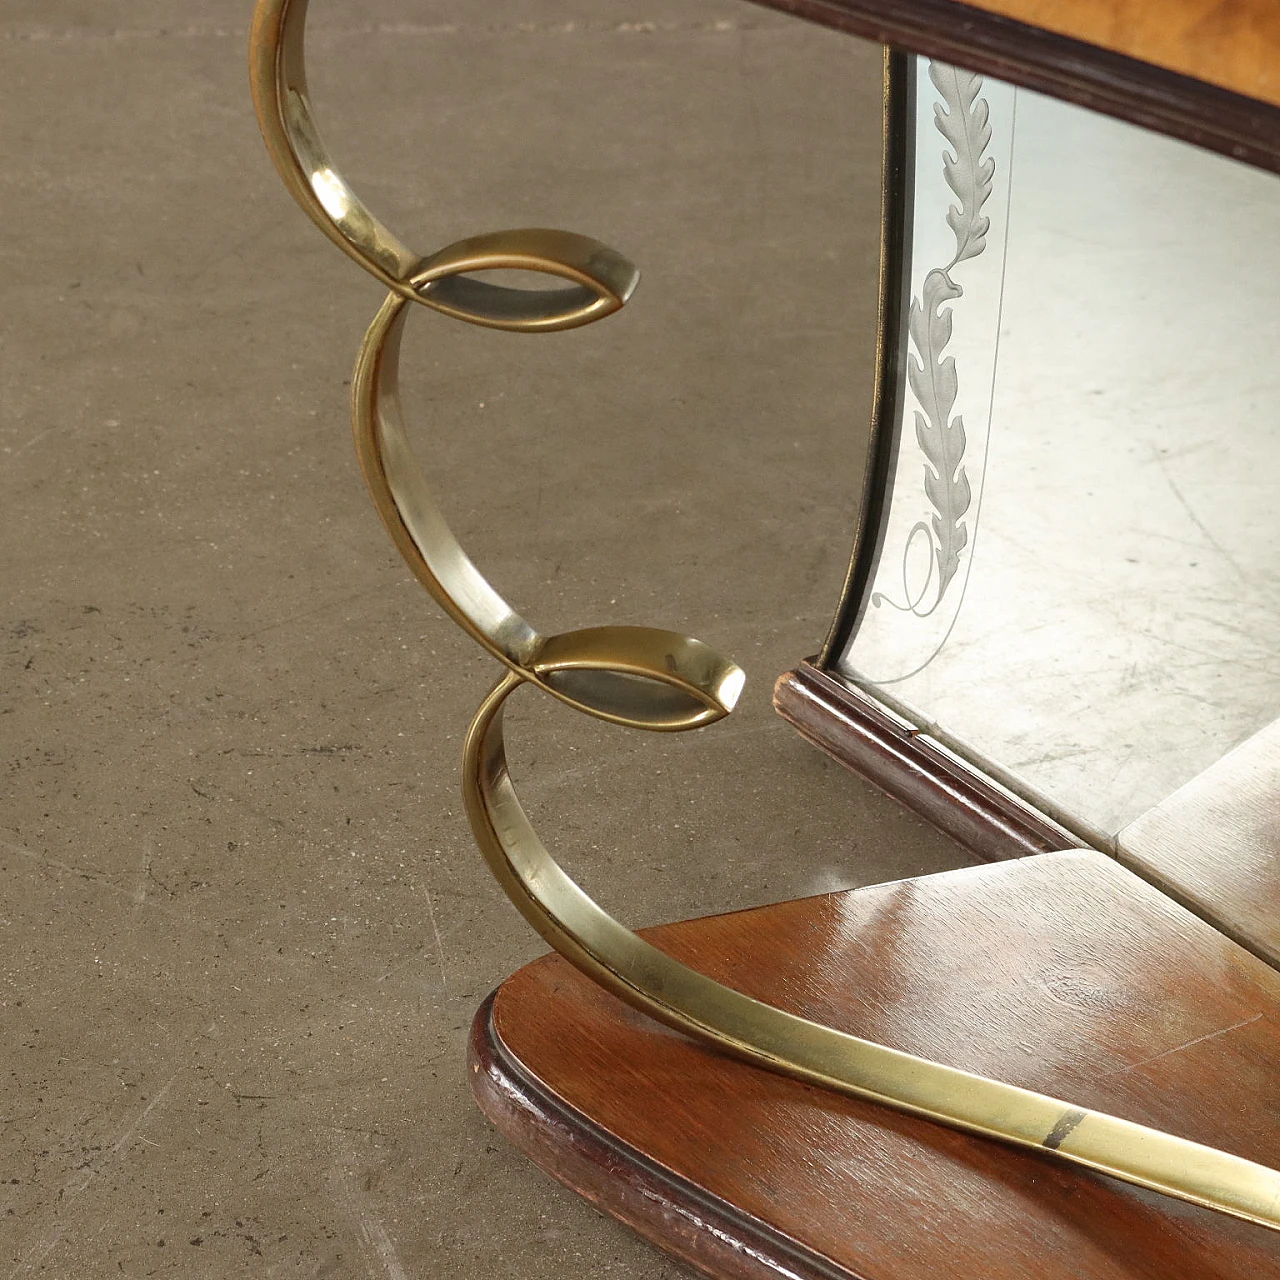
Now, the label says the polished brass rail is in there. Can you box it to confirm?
[250,0,1280,1232]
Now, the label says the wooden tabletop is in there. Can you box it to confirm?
[475,851,1280,1279]
[1120,716,1280,973]
[959,0,1280,108]
[754,0,1280,174]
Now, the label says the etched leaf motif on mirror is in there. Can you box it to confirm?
[875,62,995,616]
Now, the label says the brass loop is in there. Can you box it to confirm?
[350,289,744,731]
[249,0,637,332]
[463,671,1280,1234]
[251,0,1280,1236]
[533,627,746,730]
[413,230,639,333]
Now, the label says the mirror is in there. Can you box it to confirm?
[835,56,1280,841]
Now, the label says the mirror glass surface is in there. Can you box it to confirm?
[837,56,1280,839]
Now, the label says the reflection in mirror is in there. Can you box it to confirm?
[838,56,1280,840]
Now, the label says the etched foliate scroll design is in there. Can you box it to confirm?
[875,62,995,616]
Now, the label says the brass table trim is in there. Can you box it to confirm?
[466,669,1280,1234]
[350,286,743,731]
[250,0,639,333]
[249,0,1280,1234]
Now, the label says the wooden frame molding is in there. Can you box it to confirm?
[749,0,1280,176]
[471,853,1280,1278]
[774,662,1080,862]
[470,993,847,1280]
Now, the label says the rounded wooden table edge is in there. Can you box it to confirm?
[468,988,861,1280]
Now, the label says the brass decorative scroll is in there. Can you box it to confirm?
[349,284,744,731]
[249,2,1280,1233]
[249,0,640,332]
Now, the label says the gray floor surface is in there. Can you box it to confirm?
[2,2,967,1275]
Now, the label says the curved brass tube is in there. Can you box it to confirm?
[349,284,744,731]
[249,0,1280,1235]
[464,667,1280,1233]
[249,0,639,332]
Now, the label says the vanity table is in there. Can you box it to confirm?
[249,1,1280,1276]
[474,7,1280,1278]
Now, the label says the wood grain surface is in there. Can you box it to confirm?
[472,851,1280,1280]
[774,663,1079,862]
[1119,717,1280,972]
[952,0,1280,105]
[749,0,1280,176]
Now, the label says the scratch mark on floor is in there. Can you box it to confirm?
[7,1070,181,1278]
[423,887,449,994]
[1098,1012,1263,1078]
[4,1227,65,1280]
[11,427,56,457]
[0,19,763,45]
[130,836,153,918]
[1010,743,1102,769]
[67,1070,181,1194]
[236,584,390,642]
[1159,463,1249,584]
[0,835,132,903]
[331,1147,411,1280]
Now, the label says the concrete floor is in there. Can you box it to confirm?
[2,3,967,1276]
